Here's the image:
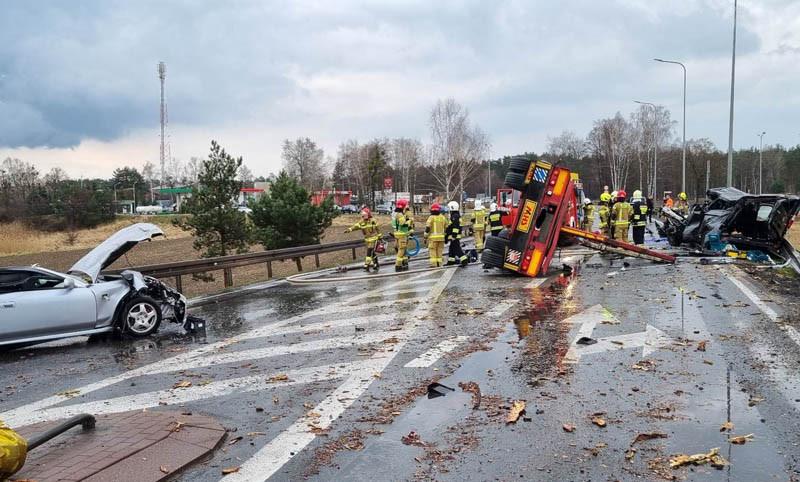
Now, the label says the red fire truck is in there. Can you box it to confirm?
[482,157,674,277]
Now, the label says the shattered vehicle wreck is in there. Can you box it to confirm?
[658,187,800,260]
[0,223,188,348]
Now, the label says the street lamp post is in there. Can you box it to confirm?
[758,131,766,194]
[634,100,658,200]
[727,0,738,187]
[654,58,686,194]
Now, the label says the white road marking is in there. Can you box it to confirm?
[144,330,403,376]
[525,278,546,289]
[487,299,519,317]
[727,271,800,348]
[2,362,365,427]
[563,305,619,363]
[404,336,469,368]
[224,267,457,482]
[569,325,672,358]
[0,271,437,430]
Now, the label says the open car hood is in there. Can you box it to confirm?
[68,223,164,282]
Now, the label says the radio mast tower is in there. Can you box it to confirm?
[158,61,167,185]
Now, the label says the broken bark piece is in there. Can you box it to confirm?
[562,423,576,433]
[632,432,667,445]
[720,421,734,432]
[506,401,526,424]
[401,431,426,447]
[697,340,707,351]
[591,416,607,428]
[458,381,482,409]
[728,433,754,444]
[669,447,728,469]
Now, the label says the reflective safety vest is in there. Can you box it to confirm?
[472,208,487,228]
[631,202,648,227]
[582,204,595,223]
[612,202,633,226]
[446,214,463,241]
[489,211,503,232]
[347,219,381,241]
[598,204,610,228]
[392,211,413,237]
[425,214,448,241]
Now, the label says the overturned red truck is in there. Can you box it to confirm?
[481,157,675,277]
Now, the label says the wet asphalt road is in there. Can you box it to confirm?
[1,237,800,481]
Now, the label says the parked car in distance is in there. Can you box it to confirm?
[340,204,359,213]
[376,203,393,215]
[0,223,191,349]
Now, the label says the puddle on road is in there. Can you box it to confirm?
[510,272,580,385]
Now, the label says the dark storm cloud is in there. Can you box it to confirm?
[0,0,789,150]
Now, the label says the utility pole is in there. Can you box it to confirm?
[158,62,167,188]
[758,131,766,194]
[706,159,710,193]
[726,0,738,187]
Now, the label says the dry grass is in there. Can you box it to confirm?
[787,223,800,247]
[0,216,190,257]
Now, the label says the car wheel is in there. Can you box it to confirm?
[509,157,532,174]
[122,296,162,337]
[504,172,527,191]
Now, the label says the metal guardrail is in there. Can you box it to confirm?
[108,229,429,291]
[109,238,368,291]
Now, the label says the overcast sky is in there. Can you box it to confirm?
[0,0,797,178]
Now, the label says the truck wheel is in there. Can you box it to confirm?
[485,235,509,253]
[504,172,527,191]
[121,296,162,337]
[509,157,532,174]
[481,249,504,268]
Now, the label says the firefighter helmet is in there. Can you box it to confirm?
[360,207,372,219]
[430,203,441,213]
[617,190,627,199]
[490,202,498,211]
[633,189,643,199]
[395,199,409,210]
[583,198,592,204]
[447,201,459,212]
[600,192,612,203]
[679,192,687,200]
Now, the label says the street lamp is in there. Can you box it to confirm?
[634,100,658,200]
[758,131,766,194]
[727,0,738,187]
[654,58,687,194]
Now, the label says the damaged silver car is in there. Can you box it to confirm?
[0,223,187,348]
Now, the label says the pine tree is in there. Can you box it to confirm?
[175,141,251,257]
[250,171,338,249]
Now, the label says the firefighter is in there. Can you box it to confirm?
[581,198,595,231]
[598,192,612,237]
[446,201,469,266]
[675,192,689,215]
[489,202,504,236]
[471,199,487,252]
[631,190,648,245]
[424,203,448,267]
[392,199,413,271]
[611,190,632,241]
[345,207,382,271]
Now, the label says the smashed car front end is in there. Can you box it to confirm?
[658,188,800,258]
[120,270,187,325]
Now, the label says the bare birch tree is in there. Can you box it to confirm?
[630,105,674,196]
[427,98,490,201]
[282,137,325,192]
[546,130,586,161]
[586,113,635,191]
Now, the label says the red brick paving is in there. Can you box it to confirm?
[12,410,225,481]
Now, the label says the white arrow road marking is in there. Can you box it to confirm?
[2,362,366,427]
[568,325,672,359]
[404,336,469,368]
[223,267,457,482]
[564,305,620,363]
[727,270,800,348]
[487,299,519,317]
